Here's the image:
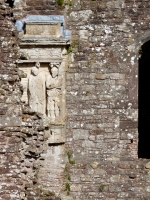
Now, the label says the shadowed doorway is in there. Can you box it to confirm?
[138,40,150,158]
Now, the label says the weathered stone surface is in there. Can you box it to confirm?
[14,0,26,8]
[0,116,22,126]
[95,168,107,176]
[90,161,100,169]
[145,162,150,169]
[110,175,120,183]
[145,186,150,192]
[60,195,73,200]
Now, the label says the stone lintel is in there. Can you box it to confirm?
[20,40,70,46]
[18,59,62,64]
[26,21,62,25]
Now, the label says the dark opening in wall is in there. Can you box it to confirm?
[138,40,150,158]
[6,0,14,8]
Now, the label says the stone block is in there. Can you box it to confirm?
[90,161,100,169]
[95,73,107,80]
[110,175,120,183]
[45,126,66,144]
[60,195,73,200]
[145,186,150,192]
[95,168,107,176]
[0,116,22,127]
[145,162,150,169]
[14,0,26,8]
[82,140,95,148]
[79,30,89,40]
[73,129,89,140]
[120,121,138,129]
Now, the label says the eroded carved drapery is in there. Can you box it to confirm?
[16,15,70,143]
[29,62,46,115]
[46,62,62,121]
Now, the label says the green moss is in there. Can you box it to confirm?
[65,183,70,195]
[68,176,71,181]
[34,167,40,179]
[67,46,73,53]
[67,152,71,160]
[86,61,91,67]
[86,90,90,96]
[68,1,73,6]
[67,40,79,53]
[99,184,105,192]
[56,0,64,6]
[70,160,76,164]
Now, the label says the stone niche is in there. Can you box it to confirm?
[16,16,71,143]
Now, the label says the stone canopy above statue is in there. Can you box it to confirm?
[15,15,71,45]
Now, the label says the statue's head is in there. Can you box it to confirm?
[31,62,40,76]
[51,66,58,78]
[35,62,40,68]
[31,67,39,76]
[49,62,60,78]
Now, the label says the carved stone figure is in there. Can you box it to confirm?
[46,62,62,121]
[28,62,46,114]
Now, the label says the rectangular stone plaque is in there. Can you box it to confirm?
[24,23,62,38]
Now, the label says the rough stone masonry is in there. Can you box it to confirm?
[1,0,150,199]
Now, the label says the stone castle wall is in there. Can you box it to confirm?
[0,0,150,199]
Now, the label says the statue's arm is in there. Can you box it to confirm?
[46,77,55,89]
[55,78,62,89]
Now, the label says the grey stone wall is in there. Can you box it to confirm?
[0,1,22,199]
[0,0,150,199]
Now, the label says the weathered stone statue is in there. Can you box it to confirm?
[46,62,62,121]
[28,62,46,114]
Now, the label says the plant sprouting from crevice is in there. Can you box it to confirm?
[34,167,40,179]
[67,152,76,164]
[65,182,70,195]
[68,175,71,181]
[67,40,79,53]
